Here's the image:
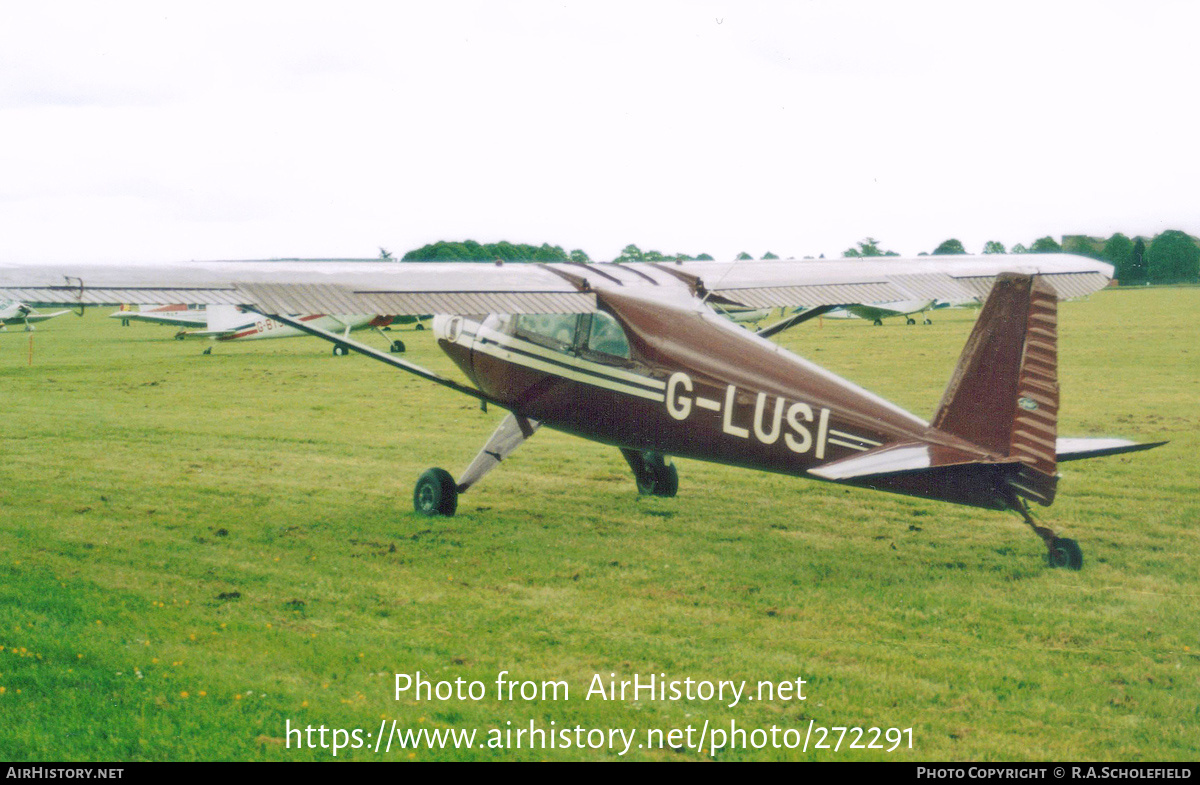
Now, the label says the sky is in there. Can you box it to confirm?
[2,1,1198,263]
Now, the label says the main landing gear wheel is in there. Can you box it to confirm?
[872,319,883,326]
[1048,537,1083,570]
[414,468,458,516]
[389,339,406,353]
[906,317,916,325]
[332,343,350,356]
[638,453,679,497]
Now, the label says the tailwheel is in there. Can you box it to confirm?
[414,468,457,516]
[332,343,350,356]
[1013,499,1083,570]
[1048,537,1083,570]
[389,339,406,353]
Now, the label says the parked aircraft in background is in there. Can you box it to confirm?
[0,255,1163,570]
[826,299,939,325]
[111,303,415,354]
[110,303,207,328]
[0,300,69,331]
[174,305,404,354]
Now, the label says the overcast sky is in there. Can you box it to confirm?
[2,1,1197,263]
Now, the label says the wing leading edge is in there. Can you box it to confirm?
[0,255,1113,316]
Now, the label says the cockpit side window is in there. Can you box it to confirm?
[584,311,631,360]
[509,311,632,362]
[515,313,582,353]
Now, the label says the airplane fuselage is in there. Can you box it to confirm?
[435,285,990,495]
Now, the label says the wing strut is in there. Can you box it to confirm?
[247,309,494,403]
[456,413,541,493]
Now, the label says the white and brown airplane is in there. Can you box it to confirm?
[111,302,410,353]
[0,255,1163,569]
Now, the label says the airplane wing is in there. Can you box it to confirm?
[109,309,208,327]
[3,309,70,325]
[653,255,1112,308]
[0,255,1113,316]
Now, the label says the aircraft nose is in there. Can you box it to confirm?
[432,314,463,343]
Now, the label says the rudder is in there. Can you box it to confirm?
[931,273,1059,505]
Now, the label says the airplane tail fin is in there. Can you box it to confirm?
[811,273,1061,509]
[205,304,252,333]
[930,272,1060,504]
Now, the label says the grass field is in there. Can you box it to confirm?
[0,287,1196,761]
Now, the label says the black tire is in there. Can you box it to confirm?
[637,453,678,498]
[923,318,932,325]
[415,323,426,331]
[332,344,350,357]
[655,461,679,497]
[873,319,883,326]
[1048,537,1083,570]
[906,317,916,325]
[413,468,458,516]
[390,340,406,353]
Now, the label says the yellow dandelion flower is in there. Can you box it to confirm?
[180,691,189,698]
[199,691,207,697]
[234,694,242,700]
[301,700,308,708]
[77,653,83,659]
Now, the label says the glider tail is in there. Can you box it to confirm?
[930,272,1060,505]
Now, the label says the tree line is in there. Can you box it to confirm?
[397,231,1200,285]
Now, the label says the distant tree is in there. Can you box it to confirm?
[613,244,644,263]
[982,240,1007,254]
[1029,236,1062,253]
[762,251,779,260]
[843,237,898,257]
[569,249,590,263]
[736,252,753,260]
[1102,233,1135,282]
[1146,230,1200,283]
[531,243,565,261]
[402,240,571,262]
[695,253,714,261]
[1130,238,1147,281]
[1011,243,1028,254]
[1062,236,1103,259]
[932,238,968,255]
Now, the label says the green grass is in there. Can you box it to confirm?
[0,289,1196,761]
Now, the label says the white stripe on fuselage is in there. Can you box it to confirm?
[470,323,667,402]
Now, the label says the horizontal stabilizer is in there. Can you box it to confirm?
[808,441,993,481]
[1056,437,1167,462]
[809,439,1056,509]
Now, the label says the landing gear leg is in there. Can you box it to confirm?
[1014,500,1083,570]
[620,449,679,497]
[413,413,541,517]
